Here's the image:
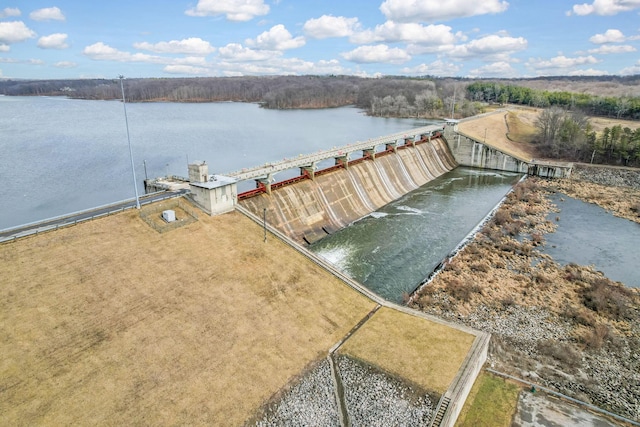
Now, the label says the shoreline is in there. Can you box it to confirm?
[411,176,640,421]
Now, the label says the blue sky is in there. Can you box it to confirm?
[1,0,639,79]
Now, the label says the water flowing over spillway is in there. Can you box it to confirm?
[239,138,457,244]
[311,168,522,303]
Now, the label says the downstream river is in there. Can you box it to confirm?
[311,168,522,303]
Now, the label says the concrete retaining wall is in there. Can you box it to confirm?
[449,132,529,173]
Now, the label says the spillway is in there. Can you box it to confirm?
[239,138,457,244]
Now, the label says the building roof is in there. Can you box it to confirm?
[190,174,237,190]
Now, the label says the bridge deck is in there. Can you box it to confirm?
[227,124,444,181]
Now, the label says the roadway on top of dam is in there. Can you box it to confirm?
[226,124,445,181]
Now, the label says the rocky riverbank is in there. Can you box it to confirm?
[411,176,640,421]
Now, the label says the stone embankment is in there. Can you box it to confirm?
[253,356,434,426]
[571,163,640,189]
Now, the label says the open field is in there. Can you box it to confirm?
[588,116,640,133]
[0,204,376,425]
[0,198,480,425]
[459,107,640,163]
[455,372,520,427]
[339,307,474,395]
[457,110,538,161]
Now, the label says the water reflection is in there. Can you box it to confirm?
[543,193,640,287]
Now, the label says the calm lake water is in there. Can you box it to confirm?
[0,96,433,229]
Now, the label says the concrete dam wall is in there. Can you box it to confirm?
[239,138,457,244]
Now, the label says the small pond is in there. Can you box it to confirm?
[543,193,640,287]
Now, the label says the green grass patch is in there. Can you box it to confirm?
[455,372,521,427]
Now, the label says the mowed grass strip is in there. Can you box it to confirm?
[455,372,521,427]
[0,205,375,426]
[338,307,475,394]
[458,111,537,161]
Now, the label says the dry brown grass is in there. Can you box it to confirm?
[458,110,538,161]
[338,307,475,394]
[0,206,377,426]
[589,116,640,133]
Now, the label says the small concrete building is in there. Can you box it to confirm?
[188,162,238,215]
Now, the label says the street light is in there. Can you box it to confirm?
[119,75,141,209]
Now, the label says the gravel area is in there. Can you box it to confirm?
[254,359,339,427]
[337,355,434,427]
[571,164,640,189]
[252,355,436,427]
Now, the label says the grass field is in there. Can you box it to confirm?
[339,307,475,395]
[455,372,521,427]
[458,110,538,161]
[0,205,376,425]
[0,199,480,425]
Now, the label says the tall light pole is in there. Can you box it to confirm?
[119,75,140,209]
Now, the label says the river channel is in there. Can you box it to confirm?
[310,167,522,303]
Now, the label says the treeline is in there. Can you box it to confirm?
[535,106,640,166]
[467,81,640,120]
[0,76,465,117]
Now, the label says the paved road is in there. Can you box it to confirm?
[0,189,188,243]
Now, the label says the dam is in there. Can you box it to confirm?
[140,118,574,247]
[181,119,570,246]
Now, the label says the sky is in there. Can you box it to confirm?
[1,0,640,80]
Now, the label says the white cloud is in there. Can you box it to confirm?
[590,29,626,43]
[218,57,345,76]
[83,42,212,71]
[83,42,163,63]
[0,21,36,45]
[341,44,411,64]
[568,68,610,76]
[164,65,212,75]
[54,61,77,68]
[620,60,640,75]
[468,61,518,77]
[245,25,305,50]
[350,22,459,46]
[587,44,636,54]
[380,0,509,22]
[29,7,65,21]
[448,34,527,59]
[133,38,215,55]
[0,7,20,18]
[527,55,600,74]
[37,33,68,49]
[569,0,640,15]
[185,0,269,21]
[401,60,461,76]
[303,15,360,39]
[0,44,9,52]
[218,43,279,61]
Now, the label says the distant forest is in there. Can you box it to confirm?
[2,75,639,121]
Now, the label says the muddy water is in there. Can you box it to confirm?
[544,193,640,287]
[310,167,522,303]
